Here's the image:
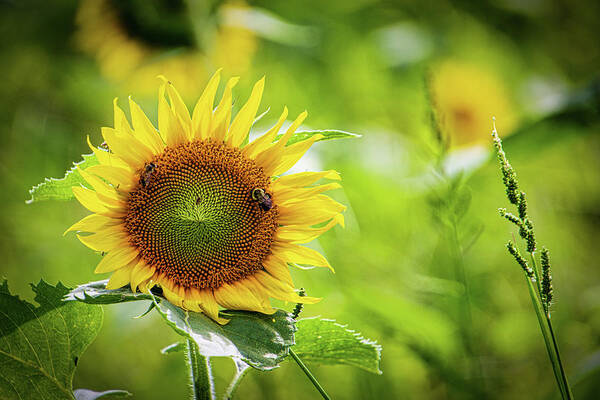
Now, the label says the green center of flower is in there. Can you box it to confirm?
[124,140,278,290]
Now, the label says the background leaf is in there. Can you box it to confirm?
[73,389,132,400]
[292,317,382,375]
[161,342,186,355]
[153,295,296,371]
[277,129,361,146]
[0,280,103,400]
[27,153,98,204]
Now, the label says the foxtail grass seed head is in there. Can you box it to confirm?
[541,248,554,311]
[518,191,528,219]
[525,219,537,252]
[507,241,534,278]
[492,120,520,205]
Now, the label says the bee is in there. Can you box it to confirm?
[251,188,273,211]
[140,162,157,188]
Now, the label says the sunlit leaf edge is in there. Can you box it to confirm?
[294,317,383,375]
[27,153,98,204]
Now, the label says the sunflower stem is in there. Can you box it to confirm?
[186,339,215,400]
[224,360,251,400]
[289,348,331,400]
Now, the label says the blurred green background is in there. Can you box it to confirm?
[1,0,599,399]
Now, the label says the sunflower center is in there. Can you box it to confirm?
[124,140,278,290]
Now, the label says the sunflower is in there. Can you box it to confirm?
[66,71,345,324]
[429,60,519,148]
[75,0,257,100]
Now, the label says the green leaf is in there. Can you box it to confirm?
[27,153,98,204]
[292,317,382,375]
[73,389,132,399]
[0,280,103,400]
[161,342,186,355]
[65,280,153,305]
[66,281,296,370]
[277,129,361,146]
[152,295,296,371]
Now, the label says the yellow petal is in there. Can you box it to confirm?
[86,165,135,191]
[86,136,130,170]
[278,194,346,226]
[158,79,188,147]
[162,76,192,139]
[113,98,134,136]
[227,77,265,148]
[64,213,116,236]
[252,271,320,303]
[275,214,344,244]
[101,127,152,168]
[195,289,228,325]
[271,242,334,272]
[106,262,136,290]
[78,167,122,202]
[76,226,127,252]
[192,69,221,140]
[254,111,307,170]
[273,170,341,188]
[128,97,165,154]
[243,106,288,159]
[95,246,139,273]
[72,186,109,214]
[161,283,184,308]
[214,281,274,314]
[262,254,294,286]
[269,134,323,176]
[274,182,341,204]
[210,76,239,142]
[131,260,155,292]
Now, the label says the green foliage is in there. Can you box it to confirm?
[65,280,153,304]
[293,317,382,375]
[73,389,132,399]
[66,280,296,371]
[153,296,296,371]
[0,280,103,400]
[161,342,186,355]
[278,129,361,146]
[27,154,97,204]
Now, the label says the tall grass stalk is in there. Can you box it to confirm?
[492,120,573,400]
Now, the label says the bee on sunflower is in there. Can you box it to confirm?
[65,70,345,324]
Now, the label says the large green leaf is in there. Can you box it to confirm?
[277,129,361,146]
[27,153,98,204]
[152,295,296,371]
[65,280,153,305]
[292,317,382,374]
[0,280,103,400]
[66,280,296,371]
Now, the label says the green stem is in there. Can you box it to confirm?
[449,221,486,397]
[224,361,250,400]
[186,339,215,400]
[524,276,572,399]
[289,349,331,400]
[528,256,574,400]
[546,319,574,399]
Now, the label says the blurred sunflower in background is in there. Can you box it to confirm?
[66,71,345,324]
[429,60,519,149]
[75,0,257,100]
